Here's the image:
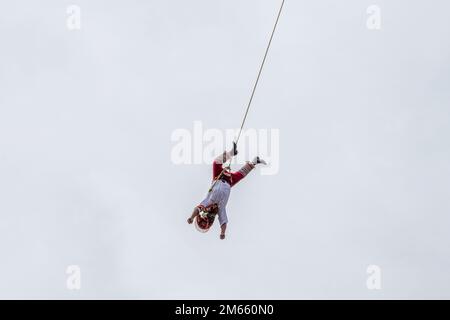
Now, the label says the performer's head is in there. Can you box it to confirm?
[195,204,219,232]
[196,216,210,230]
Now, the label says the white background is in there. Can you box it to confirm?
[1,0,449,299]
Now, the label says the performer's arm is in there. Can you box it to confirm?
[220,223,227,240]
[187,207,200,224]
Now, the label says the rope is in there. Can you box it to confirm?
[235,0,285,145]
[208,0,285,192]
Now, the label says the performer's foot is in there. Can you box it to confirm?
[230,141,238,156]
[252,156,267,166]
[187,217,194,224]
[220,234,226,240]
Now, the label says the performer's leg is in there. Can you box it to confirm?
[212,160,224,180]
[230,157,267,187]
[212,150,233,180]
[229,162,254,187]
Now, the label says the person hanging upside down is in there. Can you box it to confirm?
[187,142,267,240]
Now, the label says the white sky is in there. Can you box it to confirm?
[1,0,450,299]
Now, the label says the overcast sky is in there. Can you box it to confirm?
[1,0,450,299]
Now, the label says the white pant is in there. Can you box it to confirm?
[199,180,230,226]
